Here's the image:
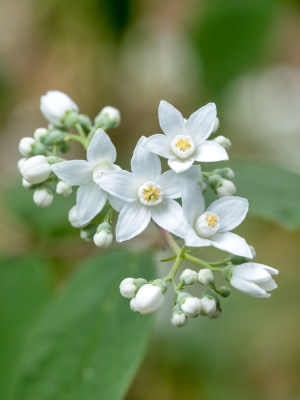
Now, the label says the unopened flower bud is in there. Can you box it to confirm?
[213,117,220,133]
[216,179,236,197]
[178,293,201,318]
[213,167,235,181]
[18,158,27,173]
[78,114,92,131]
[22,178,32,189]
[198,177,206,192]
[208,309,222,319]
[198,269,214,285]
[34,128,48,141]
[56,181,72,197]
[68,206,88,228]
[40,90,79,126]
[219,286,230,297]
[21,155,51,184]
[33,188,53,208]
[171,308,188,327]
[94,106,121,129]
[180,268,198,285]
[42,130,66,146]
[213,135,231,150]
[93,231,113,248]
[63,111,79,128]
[134,283,165,315]
[208,174,223,189]
[120,278,137,299]
[200,296,216,316]
[130,298,139,312]
[19,137,35,157]
[80,224,97,242]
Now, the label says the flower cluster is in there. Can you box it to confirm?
[17,90,279,327]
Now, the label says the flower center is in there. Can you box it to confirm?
[92,162,115,181]
[138,181,163,206]
[170,135,195,159]
[194,211,220,238]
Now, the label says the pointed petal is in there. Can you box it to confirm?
[194,141,228,162]
[151,198,187,238]
[208,196,248,232]
[186,103,217,143]
[157,170,182,198]
[107,194,124,212]
[185,227,211,248]
[116,201,151,242]
[259,278,277,291]
[145,134,173,159]
[230,276,270,298]
[211,232,253,258]
[178,165,201,183]
[51,160,92,185]
[233,264,272,282]
[168,157,194,173]
[182,182,205,226]
[87,128,116,164]
[131,137,161,182]
[76,182,107,225]
[158,100,185,139]
[96,170,137,202]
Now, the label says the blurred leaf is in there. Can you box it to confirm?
[206,161,300,230]
[15,249,155,400]
[192,0,276,96]
[4,182,76,238]
[0,257,52,400]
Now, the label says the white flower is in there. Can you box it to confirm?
[98,137,187,242]
[40,90,78,126]
[171,312,188,327]
[19,137,35,156]
[52,129,122,225]
[93,231,113,248]
[144,101,228,173]
[134,283,165,315]
[213,135,231,150]
[182,183,252,258]
[216,179,236,197]
[180,296,201,317]
[120,278,137,299]
[200,296,216,316]
[33,188,53,208]
[198,269,214,285]
[230,262,278,298]
[56,181,72,197]
[21,155,51,184]
[180,269,198,285]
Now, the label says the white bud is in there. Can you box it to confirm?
[198,269,214,285]
[40,90,79,126]
[180,269,198,285]
[22,178,32,189]
[200,296,217,316]
[19,137,35,156]
[80,230,92,242]
[33,188,53,208]
[134,284,165,315]
[120,278,137,299]
[213,117,220,133]
[224,167,235,181]
[171,312,188,327]
[181,296,201,318]
[208,309,222,319]
[216,179,236,197]
[93,231,113,248]
[34,128,48,141]
[21,155,51,184]
[68,206,88,228]
[130,298,139,312]
[213,135,231,150]
[18,158,27,173]
[96,106,121,129]
[56,181,72,197]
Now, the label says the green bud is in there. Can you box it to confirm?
[171,304,182,315]
[222,265,234,281]
[63,111,79,128]
[134,278,148,290]
[96,221,112,234]
[177,292,190,305]
[47,156,63,165]
[152,279,167,294]
[78,114,92,132]
[59,141,70,153]
[32,141,47,156]
[208,174,223,189]
[43,130,66,146]
[213,168,235,181]
[94,106,121,130]
[219,286,230,297]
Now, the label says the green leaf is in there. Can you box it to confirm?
[15,249,155,400]
[206,161,300,230]
[0,257,52,400]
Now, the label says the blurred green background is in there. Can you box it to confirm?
[1,0,300,399]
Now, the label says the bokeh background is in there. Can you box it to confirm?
[1,0,300,399]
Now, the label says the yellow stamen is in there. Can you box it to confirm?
[175,139,191,152]
[205,215,218,227]
[143,186,160,202]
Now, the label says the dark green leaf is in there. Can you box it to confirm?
[15,249,155,400]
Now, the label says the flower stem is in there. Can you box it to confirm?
[183,253,212,269]
[163,246,186,286]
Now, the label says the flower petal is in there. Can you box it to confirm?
[151,198,187,238]
[259,278,277,291]
[116,201,151,242]
[207,196,248,232]
[185,227,211,248]
[211,232,253,258]
[76,182,107,225]
[193,141,228,162]
[87,128,116,164]
[157,170,182,198]
[131,137,162,182]
[145,134,173,159]
[168,157,195,173]
[186,103,216,143]
[107,194,124,212]
[96,170,137,202]
[182,182,205,226]
[52,160,92,185]
[233,263,272,282]
[158,100,185,139]
[230,276,270,298]
[178,165,201,183]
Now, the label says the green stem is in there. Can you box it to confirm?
[64,133,89,150]
[183,253,212,269]
[163,246,185,286]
